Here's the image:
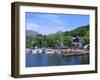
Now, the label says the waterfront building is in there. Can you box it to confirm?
[72,36,84,49]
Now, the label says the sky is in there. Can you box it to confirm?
[26,12,89,35]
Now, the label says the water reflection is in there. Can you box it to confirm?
[26,53,89,67]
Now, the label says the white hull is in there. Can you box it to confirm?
[32,49,42,54]
[29,48,62,54]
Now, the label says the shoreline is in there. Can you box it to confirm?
[26,48,89,54]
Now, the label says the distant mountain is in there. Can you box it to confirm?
[26,30,40,37]
[26,25,89,37]
[73,25,89,31]
[65,25,89,37]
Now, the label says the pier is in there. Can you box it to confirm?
[62,51,89,57]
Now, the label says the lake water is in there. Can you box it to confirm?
[26,53,89,67]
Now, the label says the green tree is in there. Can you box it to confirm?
[26,36,33,48]
[26,24,89,48]
[83,31,89,45]
[63,36,72,47]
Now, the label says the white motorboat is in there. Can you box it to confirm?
[31,49,42,54]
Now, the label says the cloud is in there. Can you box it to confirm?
[40,26,66,35]
[26,13,70,35]
[26,22,40,31]
[39,14,59,19]
[26,21,68,35]
[38,14,65,25]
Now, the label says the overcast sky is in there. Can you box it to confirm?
[26,12,89,35]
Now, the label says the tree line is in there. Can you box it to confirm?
[26,25,89,48]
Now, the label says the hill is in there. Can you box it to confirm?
[26,30,40,37]
[65,25,89,37]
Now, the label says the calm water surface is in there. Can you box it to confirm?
[26,53,89,67]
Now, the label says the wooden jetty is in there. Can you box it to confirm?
[62,51,89,57]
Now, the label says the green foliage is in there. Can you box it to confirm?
[70,25,89,37]
[63,36,72,47]
[26,36,33,48]
[26,25,89,48]
[83,31,89,44]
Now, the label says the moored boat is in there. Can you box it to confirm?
[31,49,42,54]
